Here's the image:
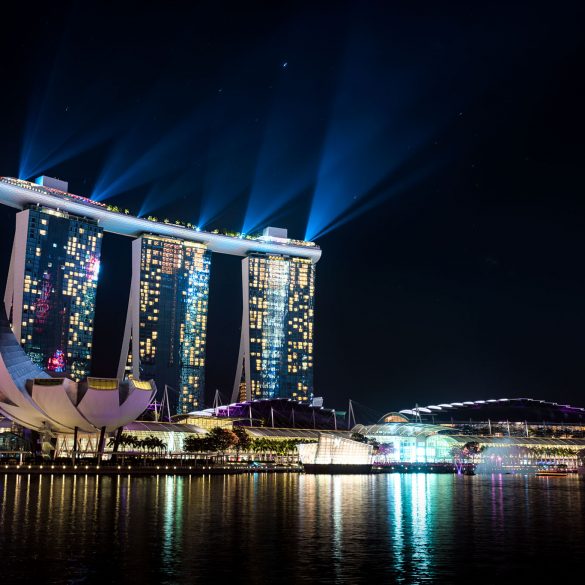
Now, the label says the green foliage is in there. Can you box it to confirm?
[183,427,238,453]
[351,432,380,451]
[183,435,211,453]
[463,441,482,454]
[107,433,166,453]
[233,427,251,451]
[182,427,317,456]
[207,427,238,452]
[249,437,316,455]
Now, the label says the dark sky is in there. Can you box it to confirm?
[0,1,583,417]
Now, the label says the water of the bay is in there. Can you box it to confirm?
[0,472,583,584]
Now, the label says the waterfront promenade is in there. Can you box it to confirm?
[0,460,478,476]
[0,461,300,476]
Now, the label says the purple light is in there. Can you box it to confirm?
[86,255,100,281]
[47,349,66,373]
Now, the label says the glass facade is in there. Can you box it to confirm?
[135,235,211,414]
[247,253,315,401]
[17,206,102,380]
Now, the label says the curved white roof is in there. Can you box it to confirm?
[0,178,321,263]
[0,305,156,433]
[77,379,155,431]
[31,378,95,433]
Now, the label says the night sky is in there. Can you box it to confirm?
[0,1,583,418]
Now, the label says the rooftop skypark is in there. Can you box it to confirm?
[0,176,321,260]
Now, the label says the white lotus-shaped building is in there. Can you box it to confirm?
[0,310,156,433]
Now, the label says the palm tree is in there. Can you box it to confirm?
[150,436,167,455]
[108,433,137,453]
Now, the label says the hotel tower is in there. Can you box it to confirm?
[118,235,211,414]
[232,228,316,404]
[4,178,103,381]
[0,177,321,414]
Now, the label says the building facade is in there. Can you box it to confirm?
[118,235,211,414]
[4,205,102,380]
[232,251,315,403]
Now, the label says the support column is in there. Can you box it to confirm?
[72,426,79,465]
[232,258,251,402]
[111,426,123,464]
[97,426,106,464]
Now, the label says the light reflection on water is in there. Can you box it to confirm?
[0,473,583,584]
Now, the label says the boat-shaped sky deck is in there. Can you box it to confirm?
[0,177,321,263]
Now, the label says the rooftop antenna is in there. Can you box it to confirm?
[347,400,355,430]
[158,392,165,422]
[161,385,172,422]
[213,389,222,416]
[159,389,166,422]
[414,403,422,423]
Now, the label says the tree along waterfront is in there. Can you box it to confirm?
[183,427,317,464]
[450,441,585,471]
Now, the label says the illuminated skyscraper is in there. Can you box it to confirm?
[118,235,211,414]
[4,205,103,380]
[233,243,315,403]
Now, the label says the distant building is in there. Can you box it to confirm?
[354,398,585,468]
[193,398,340,429]
[4,205,102,380]
[118,235,211,414]
[233,237,315,403]
[396,397,585,437]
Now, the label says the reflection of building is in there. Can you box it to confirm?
[233,230,316,403]
[118,235,211,414]
[4,204,102,380]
